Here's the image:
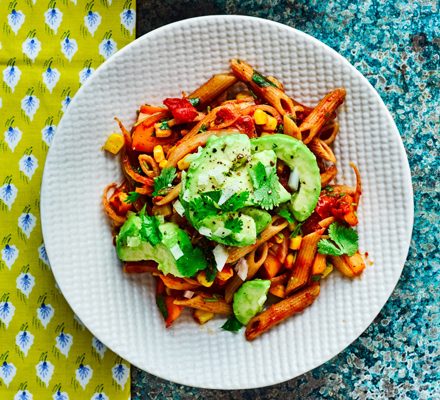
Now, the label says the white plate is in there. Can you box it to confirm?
[41,16,413,389]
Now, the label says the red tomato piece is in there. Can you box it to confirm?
[163,98,198,123]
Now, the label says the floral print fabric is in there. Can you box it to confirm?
[0,1,135,398]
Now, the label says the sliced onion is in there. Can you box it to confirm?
[199,227,212,237]
[213,227,232,238]
[170,244,184,260]
[173,199,185,216]
[218,186,236,206]
[183,290,194,299]
[213,244,229,271]
[235,258,248,281]
[288,167,300,192]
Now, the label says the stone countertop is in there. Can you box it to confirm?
[132,1,439,398]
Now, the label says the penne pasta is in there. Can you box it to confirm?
[299,88,346,144]
[311,253,327,276]
[230,59,303,117]
[188,73,238,107]
[309,138,337,163]
[283,113,302,140]
[154,183,182,205]
[318,120,339,145]
[158,275,200,290]
[245,283,320,341]
[138,154,160,178]
[286,228,325,294]
[173,295,232,315]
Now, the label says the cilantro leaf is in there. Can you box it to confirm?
[278,207,295,223]
[152,167,177,196]
[220,191,249,212]
[139,214,162,245]
[221,315,243,332]
[156,294,168,320]
[249,162,281,210]
[290,221,304,238]
[198,124,207,133]
[188,97,200,107]
[276,123,284,134]
[176,247,207,277]
[251,71,278,88]
[318,222,359,256]
[224,218,243,233]
[124,191,140,204]
[203,190,222,203]
[159,120,169,130]
[188,194,219,222]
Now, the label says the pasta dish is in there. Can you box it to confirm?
[102,59,365,340]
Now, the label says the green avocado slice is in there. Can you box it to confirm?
[233,279,271,325]
[250,134,321,221]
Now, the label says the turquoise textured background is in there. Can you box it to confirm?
[133,1,439,398]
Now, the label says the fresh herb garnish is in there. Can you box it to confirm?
[188,193,219,221]
[318,222,359,256]
[224,218,243,233]
[198,124,207,133]
[204,294,220,303]
[249,162,281,210]
[278,206,295,223]
[221,315,243,332]
[139,212,162,246]
[159,120,170,130]
[221,191,249,212]
[252,71,278,88]
[124,191,140,204]
[290,221,304,238]
[188,97,200,107]
[174,230,207,277]
[324,185,334,192]
[152,167,177,196]
[156,294,168,319]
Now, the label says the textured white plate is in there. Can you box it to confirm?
[41,16,413,389]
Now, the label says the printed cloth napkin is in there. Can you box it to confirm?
[0,1,135,398]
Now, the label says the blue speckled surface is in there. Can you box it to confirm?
[133,1,439,398]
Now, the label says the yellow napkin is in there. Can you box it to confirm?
[0,1,135,398]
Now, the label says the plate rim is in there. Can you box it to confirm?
[41,15,414,389]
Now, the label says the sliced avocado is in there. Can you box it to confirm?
[198,212,256,246]
[116,215,206,277]
[233,279,271,325]
[241,207,272,233]
[250,134,321,221]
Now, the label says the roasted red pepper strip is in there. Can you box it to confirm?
[163,98,198,123]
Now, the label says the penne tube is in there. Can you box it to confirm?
[245,283,320,341]
[224,243,269,303]
[173,295,232,315]
[188,74,238,107]
[318,216,335,229]
[320,164,338,187]
[230,59,304,117]
[309,138,336,163]
[138,154,160,178]
[299,88,346,144]
[227,217,289,263]
[283,113,302,140]
[319,120,339,145]
[286,228,325,294]
[158,274,200,291]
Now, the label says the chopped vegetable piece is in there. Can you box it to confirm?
[152,167,177,197]
[163,98,198,123]
[221,315,243,332]
[249,162,281,210]
[103,133,124,154]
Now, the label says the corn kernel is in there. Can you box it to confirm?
[253,109,268,125]
[284,253,295,269]
[159,160,168,169]
[153,145,165,163]
[322,263,334,279]
[193,309,214,325]
[102,133,124,155]
[289,235,302,250]
[263,115,278,131]
[197,271,213,287]
[236,92,253,101]
[177,156,191,170]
